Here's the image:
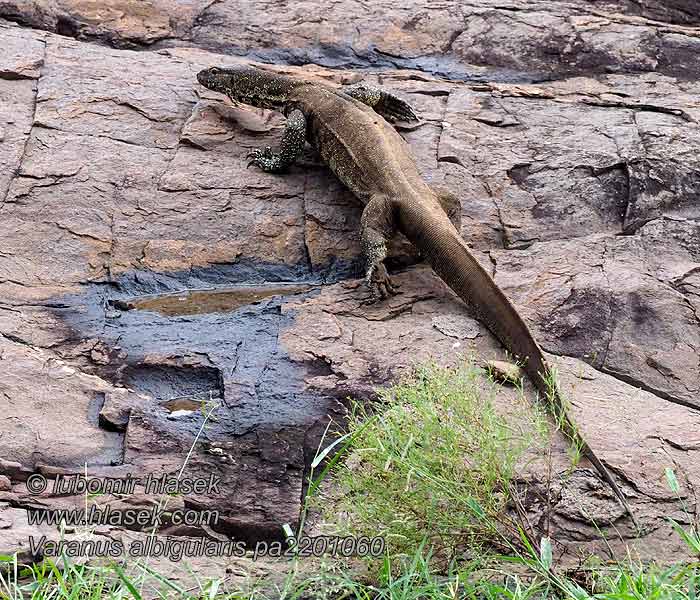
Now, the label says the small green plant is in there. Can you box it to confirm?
[665,467,700,557]
[540,365,584,467]
[317,360,546,564]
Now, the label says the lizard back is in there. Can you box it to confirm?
[289,84,432,204]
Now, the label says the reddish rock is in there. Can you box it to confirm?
[0,0,699,574]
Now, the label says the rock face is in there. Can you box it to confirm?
[0,0,699,571]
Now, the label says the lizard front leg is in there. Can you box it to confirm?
[247,108,306,173]
[343,83,418,123]
[360,194,399,301]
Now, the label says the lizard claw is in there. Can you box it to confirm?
[364,264,399,303]
[246,146,273,160]
[246,146,279,171]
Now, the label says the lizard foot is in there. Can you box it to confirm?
[380,94,419,123]
[364,264,400,303]
[246,146,285,173]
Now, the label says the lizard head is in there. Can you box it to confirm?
[197,66,299,109]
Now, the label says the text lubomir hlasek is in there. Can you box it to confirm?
[51,473,221,495]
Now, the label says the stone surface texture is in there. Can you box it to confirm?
[0,0,699,576]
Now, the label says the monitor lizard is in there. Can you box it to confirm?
[196,65,637,527]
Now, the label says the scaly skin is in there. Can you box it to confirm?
[197,65,637,528]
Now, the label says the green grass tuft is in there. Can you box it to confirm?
[317,360,546,564]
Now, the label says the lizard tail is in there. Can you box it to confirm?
[401,208,638,528]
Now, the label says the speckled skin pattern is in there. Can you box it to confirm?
[196,65,637,526]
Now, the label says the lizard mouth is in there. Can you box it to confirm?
[196,69,210,87]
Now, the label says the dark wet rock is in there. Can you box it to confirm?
[120,363,223,403]
[0,0,699,573]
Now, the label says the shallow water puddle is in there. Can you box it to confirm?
[112,283,315,316]
[161,397,207,413]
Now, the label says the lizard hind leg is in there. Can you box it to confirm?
[342,83,418,123]
[360,194,399,302]
[432,186,462,231]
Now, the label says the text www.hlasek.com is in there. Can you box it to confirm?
[26,505,219,527]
